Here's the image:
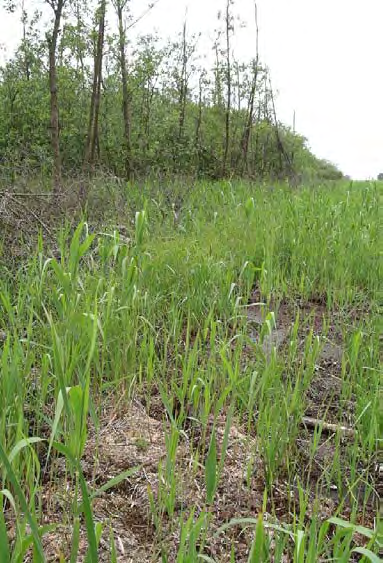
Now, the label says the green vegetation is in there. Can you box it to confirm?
[0,179,381,561]
[0,1,380,560]
[0,0,343,190]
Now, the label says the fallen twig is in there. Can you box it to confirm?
[301,416,355,437]
[0,191,50,198]
[7,194,54,239]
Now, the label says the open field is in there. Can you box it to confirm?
[0,180,381,561]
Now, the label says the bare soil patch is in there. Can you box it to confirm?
[245,289,376,518]
[22,388,375,562]
[26,402,267,561]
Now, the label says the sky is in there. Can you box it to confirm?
[0,0,381,179]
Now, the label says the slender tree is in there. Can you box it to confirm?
[177,20,188,142]
[0,0,341,185]
[222,0,233,176]
[240,1,259,175]
[74,0,87,79]
[84,0,106,171]
[45,0,67,195]
[195,70,205,149]
[268,77,292,176]
[113,0,132,180]
[135,36,164,162]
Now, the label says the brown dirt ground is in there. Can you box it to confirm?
[25,399,375,561]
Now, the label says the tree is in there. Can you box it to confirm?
[84,0,107,172]
[239,2,259,175]
[134,35,166,167]
[177,20,188,143]
[113,0,132,180]
[222,0,233,176]
[45,0,67,195]
[0,0,343,186]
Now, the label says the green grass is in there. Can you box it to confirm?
[0,179,381,561]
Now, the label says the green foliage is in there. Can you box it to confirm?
[0,3,343,185]
[0,179,379,559]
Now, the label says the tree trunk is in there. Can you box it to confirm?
[240,2,259,175]
[84,0,106,171]
[47,0,65,196]
[21,1,30,81]
[268,77,292,177]
[240,61,258,175]
[75,0,86,79]
[195,72,204,148]
[223,0,232,177]
[213,41,223,108]
[253,97,262,174]
[116,0,132,181]
[194,71,205,174]
[178,20,188,142]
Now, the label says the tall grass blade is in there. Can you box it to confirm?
[352,547,381,562]
[205,428,217,505]
[248,513,265,563]
[0,492,10,562]
[0,441,45,561]
[53,441,98,562]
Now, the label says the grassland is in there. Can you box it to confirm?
[0,180,381,562]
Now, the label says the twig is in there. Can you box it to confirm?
[7,194,54,239]
[126,0,161,32]
[0,192,50,198]
[301,416,355,437]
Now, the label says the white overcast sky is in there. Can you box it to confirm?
[0,0,381,179]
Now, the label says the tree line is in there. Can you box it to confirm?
[0,0,343,197]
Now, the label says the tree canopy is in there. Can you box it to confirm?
[0,0,343,191]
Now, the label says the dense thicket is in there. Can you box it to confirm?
[0,0,342,191]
